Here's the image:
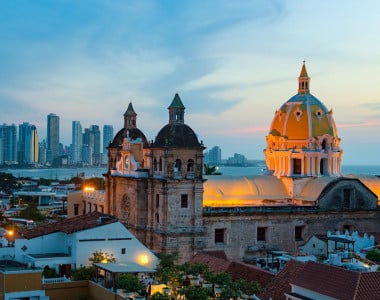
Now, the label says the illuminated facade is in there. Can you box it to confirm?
[72,64,380,263]
[265,63,343,178]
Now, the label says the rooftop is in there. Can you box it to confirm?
[21,212,117,239]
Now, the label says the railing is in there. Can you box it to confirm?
[42,275,71,284]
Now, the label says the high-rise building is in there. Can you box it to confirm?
[0,123,17,165]
[46,113,60,164]
[18,122,39,165]
[204,145,222,166]
[71,121,83,164]
[83,125,101,166]
[103,125,114,154]
[38,140,47,165]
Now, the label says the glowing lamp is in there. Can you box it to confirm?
[138,254,149,265]
[83,186,95,192]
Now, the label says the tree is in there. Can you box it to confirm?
[71,266,96,281]
[88,249,116,264]
[0,172,18,193]
[118,273,145,295]
[366,249,380,264]
[19,203,46,221]
[43,265,59,278]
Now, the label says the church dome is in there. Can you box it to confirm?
[152,93,202,148]
[269,64,338,140]
[264,63,343,178]
[153,123,201,148]
[110,127,148,148]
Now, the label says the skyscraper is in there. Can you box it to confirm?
[18,122,39,165]
[103,125,114,154]
[71,121,83,164]
[206,146,222,166]
[83,125,101,166]
[0,123,17,164]
[46,113,60,164]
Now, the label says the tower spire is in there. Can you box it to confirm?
[124,102,137,130]
[298,61,310,94]
[168,93,185,124]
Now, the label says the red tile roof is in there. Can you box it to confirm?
[259,259,306,300]
[190,251,274,288]
[291,261,380,300]
[21,212,118,239]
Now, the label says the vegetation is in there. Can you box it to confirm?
[118,273,146,294]
[19,203,46,221]
[71,266,96,281]
[0,172,19,193]
[366,249,380,264]
[204,164,222,175]
[42,265,59,278]
[88,249,116,264]
[154,252,263,300]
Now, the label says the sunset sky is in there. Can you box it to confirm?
[1,1,380,165]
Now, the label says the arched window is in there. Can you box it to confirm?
[187,159,194,172]
[153,158,158,171]
[187,159,195,179]
[321,139,327,150]
[159,158,162,171]
[174,159,182,172]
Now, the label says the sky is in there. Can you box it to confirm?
[1,0,380,165]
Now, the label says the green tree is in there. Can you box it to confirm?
[19,203,46,221]
[71,266,96,281]
[151,292,170,300]
[0,172,19,193]
[366,249,380,264]
[118,274,145,294]
[204,164,217,175]
[88,249,116,264]
[180,285,211,300]
[42,265,59,278]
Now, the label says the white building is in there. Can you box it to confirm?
[12,212,158,276]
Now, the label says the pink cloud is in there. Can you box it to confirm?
[338,120,380,128]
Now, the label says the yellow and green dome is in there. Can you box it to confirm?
[269,63,338,141]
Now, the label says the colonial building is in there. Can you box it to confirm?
[71,63,380,263]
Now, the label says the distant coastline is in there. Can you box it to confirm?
[1,164,380,180]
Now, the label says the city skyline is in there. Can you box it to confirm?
[1,1,380,165]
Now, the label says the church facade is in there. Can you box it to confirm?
[72,64,380,263]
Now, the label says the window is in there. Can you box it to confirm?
[293,159,301,175]
[343,224,352,234]
[74,204,79,216]
[121,248,126,254]
[155,213,159,224]
[257,227,266,241]
[215,228,225,244]
[156,194,160,208]
[343,189,351,209]
[295,226,304,241]
[181,194,188,208]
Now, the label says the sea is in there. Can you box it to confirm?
[2,165,380,180]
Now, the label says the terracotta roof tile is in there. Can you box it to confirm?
[21,212,117,239]
[355,272,380,299]
[259,259,306,300]
[226,261,274,287]
[191,251,274,288]
[292,261,360,299]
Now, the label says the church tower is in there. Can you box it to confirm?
[105,94,206,263]
[264,63,343,178]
